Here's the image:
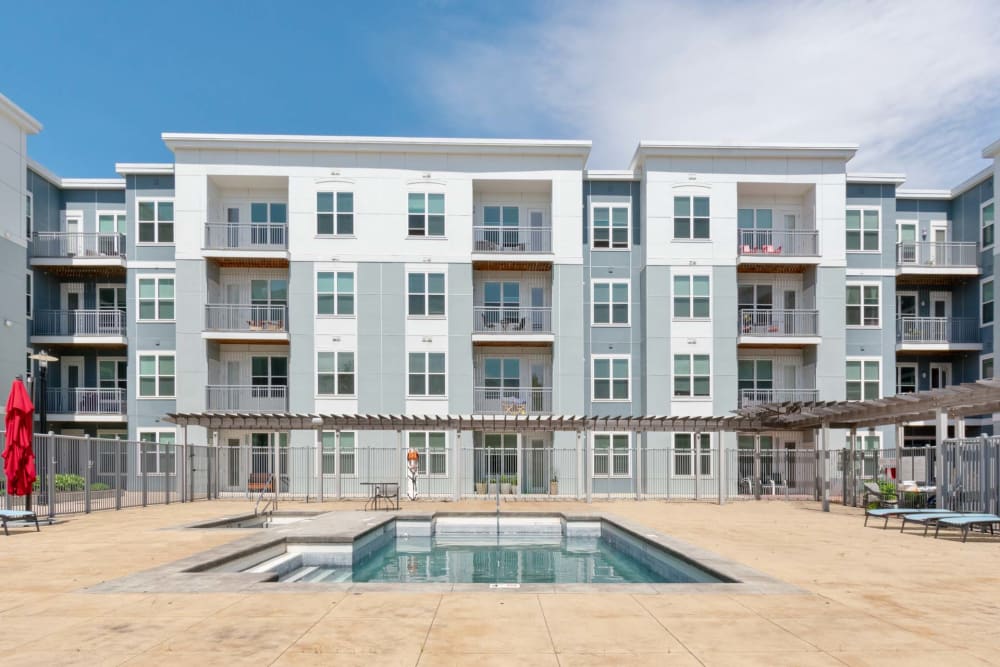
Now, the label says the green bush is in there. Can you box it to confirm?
[91,483,111,492]
[55,474,85,492]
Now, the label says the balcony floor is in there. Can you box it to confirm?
[201,331,290,343]
[895,342,984,353]
[30,335,127,347]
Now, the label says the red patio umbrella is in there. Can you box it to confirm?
[3,379,36,505]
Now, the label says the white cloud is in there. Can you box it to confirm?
[421,0,1000,187]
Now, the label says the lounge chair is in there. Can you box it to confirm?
[899,512,967,535]
[863,481,897,509]
[0,509,40,536]
[933,514,1000,542]
[864,508,953,529]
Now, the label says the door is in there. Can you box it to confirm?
[63,356,84,413]
[929,363,950,389]
[98,358,127,413]
[783,290,797,334]
[483,358,520,413]
[65,213,83,255]
[897,222,918,263]
[97,286,125,335]
[528,209,545,251]
[227,438,241,488]
[530,362,547,412]
[526,437,548,494]
[929,291,951,342]
[897,292,917,317]
[225,206,240,248]
[63,285,84,335]
[782,364,798,401]
[930,223,948,264]
[531,287,545,331]
[226,361,240,410]
[737,359,773,405]
[738,284,773,332]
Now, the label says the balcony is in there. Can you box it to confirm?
[737,229,819,260]
[739,388,819,408]
[896,242,979,280]
[46,388,126,421]
[896,317,982,352]
[204,304,289,341]
[31,310,126,345]
[203,223,288,256]
[472,226,552,256]
[738,309,819,346]
[205,385,288,411]
[472,306,553,342]
[31,232,126,270]
[473,387,553,415]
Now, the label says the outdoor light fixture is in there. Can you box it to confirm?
[28,350,59,436]
[3,318,11,327]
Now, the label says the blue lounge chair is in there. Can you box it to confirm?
[933,514,1000,542]
[0,509,40,536]
[899,512,966,535]
[864,508,953,529]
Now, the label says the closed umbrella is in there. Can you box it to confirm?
[3,379,36,509]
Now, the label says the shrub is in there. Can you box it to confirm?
[55,474,85,492]
[91,483,111,491]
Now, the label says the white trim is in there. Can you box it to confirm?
[584,169,637,181]
[25,270,32,320]
[846,357,881,401]
[61,178,126,190]
[631,141,857,171]
[96,209,127,235]
[895,290,918,317]
[982,199,995,251]
[136,350,176,399]
[406,351,448,399]
[672,352,712,400]
[135,274,176,322]
[314,188,355,237]
[928,361,952,390]
[25,190,32,239]
[591,278,631,326]
[0,92,42,133]
[845,205,882,253]
[406,269,448,318]
[846,173,907,185]
[895,189,951,200]
[845,281,882,329]
[136,428,178,476]
[671,433,713,478]
[671,194,711,241]
[591,432,632,478]
[895,363,918,395]
[982,277,994,326]
[315,268,356,318]
[115,163,174,176]
[315,349,357,398]
[671,272,712,321]
[135,197,175,245]
[590,202,631,250]
[126,261,177,269]
[591,354,632,402]
[981,354,994,381]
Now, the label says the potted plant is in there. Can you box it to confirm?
[487,477,499,495]
[550,474,559,495]
[500,475,512,495]
[475,479,487,495]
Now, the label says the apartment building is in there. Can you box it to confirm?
[2,91,998,495]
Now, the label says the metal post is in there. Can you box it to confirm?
[84,434,92,514]
[694,431,702,502]
[114,436,122,511]
[273,432,280,504]
[934,408,946,487]
[634,431,641,500]
[821,423,830,513]
[141,441,148,507]
[575,431,583,500]
[334,430,342,500]
[165,437,171,506]
[316,429,324,503]
[753,438,761,501]
[48,438,56,520]
[849,426,857,507]
[212,431,220,499]
[585,430,592,504]
[453,430,462,501]
[718,432,725,505]
[185,425,193,503]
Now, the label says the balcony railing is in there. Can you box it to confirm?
[472,226,552,254]
[473,306,552,334]
[33,310,126,337]
[46,388,126,415]
[896,317,980,344]
[739,309,818,337]
[737,229,819,257]
[32,232,126,259]
[896,242,978,268]
[473,387,552,415]
[204,223,287,250]
[205,304,288,332]
[205,385,288,411]
[739,388,819,408]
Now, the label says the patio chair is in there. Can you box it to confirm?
[864,508,953,529]
[933,514,1000,542]
[863,482,896,508]
[899,511,966,535]
[0,509,40,536]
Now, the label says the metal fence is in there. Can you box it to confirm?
[739,308,819,337]
[896,317,980,344]
[205,304,288,332]
[204,223,287,250]
[32,232,126,259]
[737,229,819,257]
[32,309,127,337]
[473,306,552,334]
[896,241,978,268]
[472,225,552,253]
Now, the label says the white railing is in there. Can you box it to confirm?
[33,309,126,337]
[737,229,819,257]
[473,387,553,415]
[472,306,552,333]
[472,225,552,253]
[205,304,288,332]
[896,317,980,344]
[32,232,126,259]
[205,385,288,411]
[204,223,287,250]
[739,309,818,337]
[46,388,126,415]
[896,242,978,268]
[739,388,819,408]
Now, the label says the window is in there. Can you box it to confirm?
[593,356,630,401]
[849,433,881,450]
[592,280,629,325]
[846,359,880,400]
[317,351,355,396]
[674,354,710,397]
[137,430,176,475]
[592,205,629,249]
[98,212,126,235]
[674,196,710,239]
[982,356,994,380]
[25,271,31,319]
[252,356,287,392]
[673,433,712,477]
[317,191,354,235]
[407,272,446,316]
[317,271,355,316]
[846,284,880,327]
[409,431,447,475]
[896,364,917,394]
[137,200,174,243]
[137,276,175,320]
[673,275,710,319]
[99,358,127,391]
[846,208,879,251]
[25,192,31,238]
[321,431,356,475]
[593,433,630,477]
[409,352,446,396]
[408,192,445,236]
[138,352,175,398]
[737,359,773,403]
[983,280,994,325]
[983,200,994,249]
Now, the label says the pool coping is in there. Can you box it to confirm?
[86,510,801,595]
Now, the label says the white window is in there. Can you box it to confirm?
[674,354,711,398]
[849,433,881,450]
[317,191,354,236]
[592,355,630,401]
[98,211,126,235]
[317,351,355,396]
[137,200,174,244]
[25,271,31,319]
[137,430,176,475]
[137,276,175,321]
[25,192,32,238]
[592,280,629,325]
[138,352,175,398]
[982,200,994,249]
[316,271,355,316]
[592,204,630,249]
[846,283,880,327]
[846,207,880,251]
[982,355,994,380]
[846,359,880,401]
[673,275,710,319]
[408,352,446,397]
[593,433,630,477]
[407,272,446,316]
[408,192,445,237]
[896,364,917,394]
[409,431,448,475]
[674,196,710,239]
[321,431,356,475]
[673,433,712,477]
[983,280,994,325]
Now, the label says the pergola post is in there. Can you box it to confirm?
[585,430,592,504]
[849,426,857,507]
[717,431,725,505]
[955,415,966,440]
[575,431,583,500]
[316,429,324,503]
[334,430,342,501]
[634,430,641,500]
[821,423,830,513]
[694,431,702,502]
[934,408,947,486]
[212,430,220,499]
[453,430,461,501]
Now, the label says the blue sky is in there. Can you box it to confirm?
[3,0,1000,187]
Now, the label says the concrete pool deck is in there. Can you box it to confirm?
[2,499,999,665]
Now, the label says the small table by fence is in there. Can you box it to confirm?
[361,482,400,511]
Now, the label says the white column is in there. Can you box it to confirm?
[575,431,583,500]
[717,432,725,505]
[821,423,830,513]
[694,431,702,502]
[935,408,947,487]
[585,430,592,504]
[334,430,342,500]
[316,429,324,503]
[955,415,966,439]
[453,430,462,501]
[849,426,857,508]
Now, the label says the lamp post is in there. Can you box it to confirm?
[28,350,58,513]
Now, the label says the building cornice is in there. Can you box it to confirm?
[0,92,42,134]
[115,163,175,176]
[585,169,637,181]
[630,141,858,171]
[27,158,125,189]
[846,172,907,185]
[983,137,1000,159]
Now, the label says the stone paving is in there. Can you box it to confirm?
[2,499,999,665]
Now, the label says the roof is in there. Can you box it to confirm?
[630,141,858,171]
[0,92,42,134]
[897,166,994,200]
[846,172,907,185]
[983,137,1000,159]
[115,163,175,176]
[27,158,125,189]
